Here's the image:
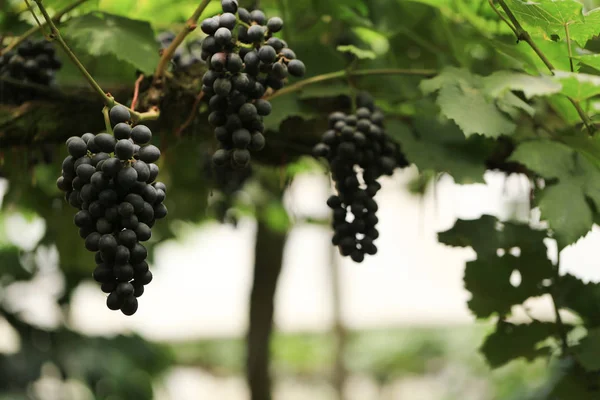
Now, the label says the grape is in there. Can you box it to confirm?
[113,123,132,140]
[109,105,131,125]
[267,17,284,32]
[221,0,238,13]
[215,27,232,45]
[115,139,135,160]
[68,138,88,158]
[138,145,161,163]
[287,60,306,77]
[201,17,220,35]
[95,133,117,154]
[312,93,409,263]
[131,125,152,144]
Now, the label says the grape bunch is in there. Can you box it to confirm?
[200,0,306,169]
[56,105,167,315]
[313,93,409,263]
[157,31,205,71]
[0,38,62,103]
[202,151,252,224]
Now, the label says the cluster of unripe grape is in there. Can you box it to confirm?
[56,105,167,315]
[157,31,205,72]
[313,94,409,263]
[0,38,62,103]
[200,0,306,170]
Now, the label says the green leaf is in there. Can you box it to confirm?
[574,328,600,371]
[61,12,159,74]
[503,0,587,42]
[509,140,600,247]
[421,68,551,138]
[576,54,600,73]
[480,321,559,368]
[0,245,29,281]
[553,71,600,102]
[438,216,554,317]
[483,71,562,99]
[558,274,600,328]
[352,27,390,55]
[336,45,377,60]
[387,117,492,184]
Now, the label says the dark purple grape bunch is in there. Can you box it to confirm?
[313,93,409,263]
[0,38,62,103]
[156,31,204,71]
[200,0,306,170]
[56,105,168,316]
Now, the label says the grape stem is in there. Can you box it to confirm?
[492,0,595,135]
[131,74,145,112]
[264,68,437,100]
[30,0,113,107]
[176,90,205,137]
[28,0,160,123]
[1,0,91,56]
[153,0,212,85]
[102,106,113,135]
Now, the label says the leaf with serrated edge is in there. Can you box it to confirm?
[509,140,600,247]
[61,12,159,75]
[483,71,562,99]
[387,118,491,184]
[553,71,600,102]
[481,321,560,368]
[336,45,376,60]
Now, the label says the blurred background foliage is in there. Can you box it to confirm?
[4,0,600,398]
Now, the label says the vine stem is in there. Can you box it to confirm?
[176,90,205,137]
[550,252,569,354]
[565,23,574,73]
[131,74,145,112]
[493,0,595,135]
[31,0,113,107]
[153,0,211,85]
[1,0,90,56]
[265,68,437,101]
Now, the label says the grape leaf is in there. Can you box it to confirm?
[483,71,562,99]
[509,140,600,248]
[576,54,600,73]
[61,12,159,74]
[502,0,595,45]
[553,71,600,102]
[336,45,377,60]
[558,274,600,328]
[421,68,557,138]
[573,328,600,371]
[503,0,582,33]
[387,118,492,184]
[480,321,560,368]
[438,216,554,318]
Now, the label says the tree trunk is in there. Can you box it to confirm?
[329,247,348,400]
[246,220,287,400]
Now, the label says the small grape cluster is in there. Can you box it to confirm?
[157,32,205,71]
[313,94,408,263]
[56,105,167,315]
[200,0,306,169]
[0,39,62,103]
[202,151,252,224]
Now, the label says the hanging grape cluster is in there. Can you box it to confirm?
[313,93,409,263]
[0,38,62,103]
[56,105,167,315]
[157,31,205,72]
[200,0,306,170]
